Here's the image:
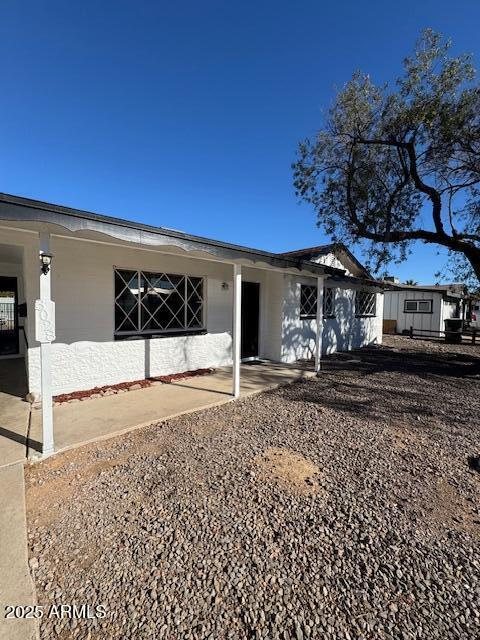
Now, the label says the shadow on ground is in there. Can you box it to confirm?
[286,340,480,425]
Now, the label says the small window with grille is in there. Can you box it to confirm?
[323,287,335,317]
[300,284,317,318]
[355,290,376,317]
[114,268,204,336]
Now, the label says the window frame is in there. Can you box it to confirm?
[299,284,317,319]
[355,290,377,317]
[114,267,206,338]
[403,299,433,314]
[323,287,335,318]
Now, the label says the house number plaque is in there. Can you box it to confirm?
[35,299,56,343]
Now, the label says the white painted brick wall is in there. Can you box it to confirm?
[28,332,232,395]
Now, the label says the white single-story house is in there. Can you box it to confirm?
[383,280,467,335]
[0,193,384,453]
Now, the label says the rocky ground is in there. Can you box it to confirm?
[26,336,480,639]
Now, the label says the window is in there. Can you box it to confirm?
[114,269,204,335]
[323,287,335,317]
[355,290,376,317]
[300,284,317,318]
[404,299,432,313]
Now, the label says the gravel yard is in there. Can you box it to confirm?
[26,335,480,639]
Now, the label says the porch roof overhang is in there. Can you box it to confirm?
[0,192,342,278]
[326,274,386,291]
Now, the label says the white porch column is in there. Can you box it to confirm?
[232,264,242,398]
[315,276,324,373]
[37,232,55,455]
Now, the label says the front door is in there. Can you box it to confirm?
[0,277,19,356]
[241,281,260,359]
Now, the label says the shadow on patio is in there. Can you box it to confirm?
[0,359,32,468]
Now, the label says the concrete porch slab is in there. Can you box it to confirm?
[29,362,315,457]
[0,358,30,468]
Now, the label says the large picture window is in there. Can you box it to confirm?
[355,290,376,317]
[114,269,204,336]
[300,284,317,318]
[404,299,432,313]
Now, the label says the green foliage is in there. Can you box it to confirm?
[293,29,480,284]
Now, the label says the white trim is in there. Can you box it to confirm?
[315,276,324,373]
[0,224,38,235]
[38,231,54,455]
[232,264,242,398]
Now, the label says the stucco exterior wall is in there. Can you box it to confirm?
[26,236,235,395]
[279,275,383,362]
[383,290,444,333]
[322,284,384,355]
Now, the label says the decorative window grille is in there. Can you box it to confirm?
[300,284,317,318]
[355,290,376,317]
[404,299,432,313]
[114,269,204,335]
[323,287,335,317]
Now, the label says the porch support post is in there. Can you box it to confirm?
[315,276,324,373]
[232,264,242,398]
[38,232,54,455]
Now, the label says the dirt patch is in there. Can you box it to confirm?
[25,429,173,528]
[255,446,323,495]
[389,424,427,452]
[427,477,479,537]
[26,451,132,528]
[191,414,243,438]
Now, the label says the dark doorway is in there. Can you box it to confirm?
[241,281,260,359]
[0,276,19,356]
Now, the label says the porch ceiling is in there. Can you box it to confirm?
[0,244,22,265]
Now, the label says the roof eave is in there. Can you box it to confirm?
[0,192,344,276]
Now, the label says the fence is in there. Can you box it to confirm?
[408,326,478,345]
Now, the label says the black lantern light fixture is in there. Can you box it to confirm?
[40,252,53,275]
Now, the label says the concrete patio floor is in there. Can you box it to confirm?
[0,358,30,468]
[27,361,315,459]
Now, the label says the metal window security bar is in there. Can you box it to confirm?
[300,284,317,318]
[323,287,335,317]
[114,269,204,335]
[356,290,376,316]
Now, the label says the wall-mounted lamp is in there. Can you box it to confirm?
[221,282,229,291]
[40,252,53,275]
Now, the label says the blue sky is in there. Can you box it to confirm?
[1,1,478,283]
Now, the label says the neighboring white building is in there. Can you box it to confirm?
[0,193,384,450]
[383,282,466,335]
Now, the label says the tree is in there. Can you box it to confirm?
[404,279,418,285]
[293,30,480,285]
